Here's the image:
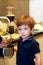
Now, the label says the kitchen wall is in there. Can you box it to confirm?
[0,0,29,19]
[29,0,43,23]
[0,0,43,22]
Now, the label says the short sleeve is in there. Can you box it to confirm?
[32,41,40,54]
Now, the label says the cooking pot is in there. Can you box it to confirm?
[0,47,14,58]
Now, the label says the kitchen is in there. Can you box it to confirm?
[0,0,43,65]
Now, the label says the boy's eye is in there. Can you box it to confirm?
[18,28,28,31]
[24,28,27,30]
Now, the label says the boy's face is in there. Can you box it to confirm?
[17,24,33,40]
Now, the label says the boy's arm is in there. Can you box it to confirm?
[35,53,42,65]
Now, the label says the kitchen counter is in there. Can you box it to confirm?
[11,30,43,40]
[33,31,43,36]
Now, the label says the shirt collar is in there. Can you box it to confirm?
[19,35,34,42]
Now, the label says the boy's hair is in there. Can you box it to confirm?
[16,16,36,29]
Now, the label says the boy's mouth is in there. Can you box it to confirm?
[21,35,25,37]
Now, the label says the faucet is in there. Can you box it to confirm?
[0,16,11,32]
[0,16,10,23]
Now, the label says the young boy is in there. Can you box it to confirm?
[14,16,41,65]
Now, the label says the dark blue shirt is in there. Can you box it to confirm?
[16,35,40,65]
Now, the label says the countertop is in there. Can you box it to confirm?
[33,30,43,36]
